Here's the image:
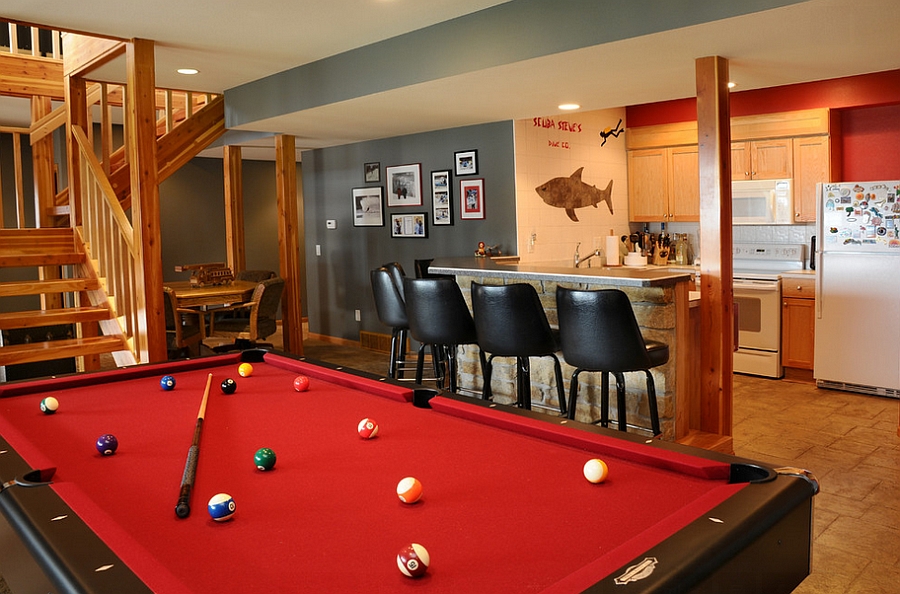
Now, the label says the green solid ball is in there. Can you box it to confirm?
[254,447,277,471]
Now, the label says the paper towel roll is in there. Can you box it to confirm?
[605,235,620,266]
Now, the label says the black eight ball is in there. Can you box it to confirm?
[220,378,237,394]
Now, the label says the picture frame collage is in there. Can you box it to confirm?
[353,150,484,236]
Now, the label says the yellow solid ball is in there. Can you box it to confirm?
[238,363,254,377]
[583,458,609,484]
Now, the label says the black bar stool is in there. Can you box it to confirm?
[556,286,667,436]
[471,282,567,415]
[403,277,487,394]
[370,265,410,379]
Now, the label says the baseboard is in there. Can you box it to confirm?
[308,332,362,348]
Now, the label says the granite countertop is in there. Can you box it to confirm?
[429,257,693,288]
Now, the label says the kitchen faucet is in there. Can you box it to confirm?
[573,242,601,268]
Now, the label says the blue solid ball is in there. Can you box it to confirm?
[95,434,118,455]
[160,375,176,391]
[208,493,236,521]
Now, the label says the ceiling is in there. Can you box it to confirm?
[2,0,900,156]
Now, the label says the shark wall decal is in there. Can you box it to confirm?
[535,167,613,222]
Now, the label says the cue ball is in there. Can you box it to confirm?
[397,543,430,578]
[95,434,118,455]
[583,458,609,484]
[238,363,254,377]
[254,447,277,471]
[292,375,310,392]
[40,397,59,414]
[397,477,423,504]
[207,493,236,521]
[160,375,176,390]
[220,378,237,394]
[357,418,379,439]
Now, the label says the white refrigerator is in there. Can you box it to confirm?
[815,181,900,397]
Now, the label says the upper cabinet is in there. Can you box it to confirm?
[627,108,841,223]
[731,139,793,180]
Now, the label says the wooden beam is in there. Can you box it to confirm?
[275,135,304,356]
[62,33,125,78]
[126,38,166,364]
[0,53,65,99]
[31,96,57,228]
[696,56,734,441]
[13,133,26,228]
[65,74,88,226]
[223,145,246,273]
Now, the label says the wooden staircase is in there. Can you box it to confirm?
[0,228,129,368]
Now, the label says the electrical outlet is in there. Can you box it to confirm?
[354,309,361,322]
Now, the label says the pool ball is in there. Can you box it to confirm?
[254,447,277,471]
[160,375,176,390]
[396,477,423,504]
[583,458,609,484]
[397,543,430,578]
[220,378,237,394]
[40,397,59,414]
[293,375,310,392]
[207,493,236,522]
[357,418,379,439]
[238,363,254,377]
[95,434,119,456]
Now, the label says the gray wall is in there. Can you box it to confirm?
[159,157,284,286]
[302,121,516,341]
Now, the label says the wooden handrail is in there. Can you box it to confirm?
[72,123,141,364]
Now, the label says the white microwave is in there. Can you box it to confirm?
[732,179,793,225]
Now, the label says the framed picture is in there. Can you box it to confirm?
[390,213,427,238]
[386,163,423,207]
[364,162,380,183]
[352,187,384,227]
[460,178,485,220]
[431,170,453,226]
[454,150,478,176]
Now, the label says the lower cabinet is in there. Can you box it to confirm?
[782,276,816,377]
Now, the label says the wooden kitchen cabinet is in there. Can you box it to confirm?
[782,276,816,377]
[792,135,832,223]
[731,139,793,180]
[627,145,699,222]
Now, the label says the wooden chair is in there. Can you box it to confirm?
[163,287,206,359]
[207,278,285,351]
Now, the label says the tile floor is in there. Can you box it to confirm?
[3,336,898,593]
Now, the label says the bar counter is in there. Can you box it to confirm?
[429,257,697,440]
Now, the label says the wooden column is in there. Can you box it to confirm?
[12,132,25,228]
[223,145,246,273]
[275,135,304,355]
[31,96,56,227]
[126,38,166,363]
[696,56,734,448]
[64,75,88,226]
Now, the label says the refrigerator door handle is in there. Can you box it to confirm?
[815,250,823,319]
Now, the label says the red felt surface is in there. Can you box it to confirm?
[0,354,743,593]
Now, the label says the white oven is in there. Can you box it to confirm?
[732,244,806,378]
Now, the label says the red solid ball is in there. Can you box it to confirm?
[293,375,310,392]
[397,543,430,578]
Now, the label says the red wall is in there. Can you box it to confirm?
[626,69,900,181]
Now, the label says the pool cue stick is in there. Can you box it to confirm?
[175,372,213,518]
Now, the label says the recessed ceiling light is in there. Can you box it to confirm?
[177,68,199,75]
[558,103,580,111]
[727,81,736,89]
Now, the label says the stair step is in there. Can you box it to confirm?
[0,278,101,298]
[0,252,86,267]
[0,306,112,330]
[0,229,81,267]
[0,335,127,367]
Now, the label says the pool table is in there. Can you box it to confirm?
[0,350,817,593]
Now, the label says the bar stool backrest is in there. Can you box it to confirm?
[370,267,408,329]
[403,277,477,346]
[556,287,651,372]
[471,282,557,357]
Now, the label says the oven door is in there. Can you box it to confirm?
[733,278,783,377]
[733,279,781,350]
